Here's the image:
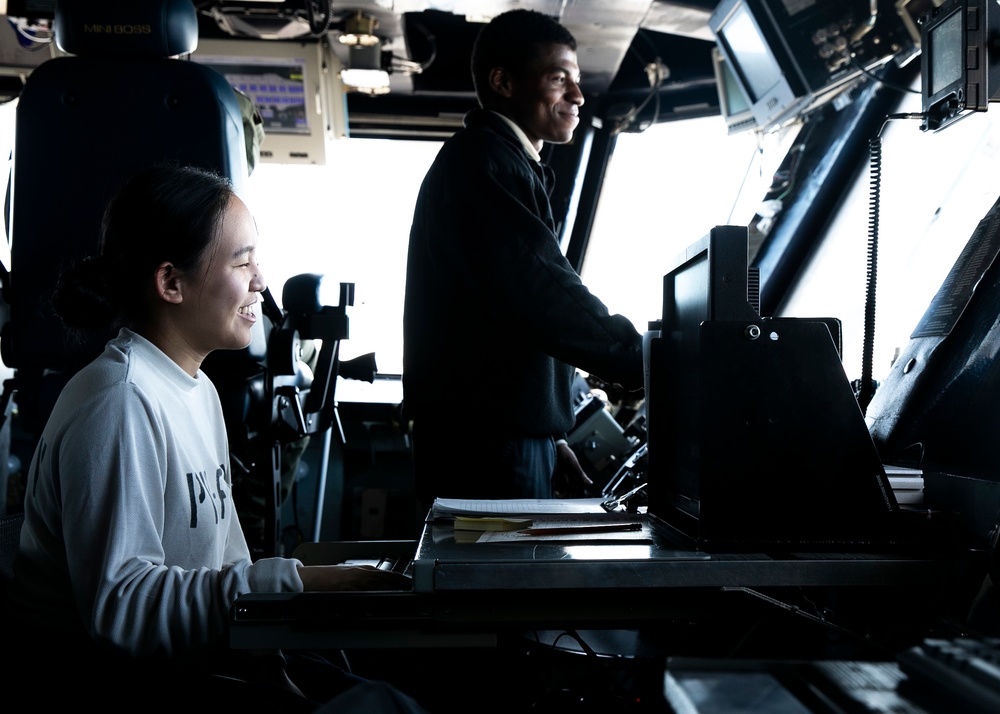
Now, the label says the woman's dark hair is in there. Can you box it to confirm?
[470,9,577,108]
[52,164,235,330]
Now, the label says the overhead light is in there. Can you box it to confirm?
[338,31,380,47]
[338,10,390,94]
[340,68,391,95]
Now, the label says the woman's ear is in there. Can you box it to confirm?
[154,261,184,304]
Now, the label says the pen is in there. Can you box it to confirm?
[519,522,643,536]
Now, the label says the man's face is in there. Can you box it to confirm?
[503,42,584,149]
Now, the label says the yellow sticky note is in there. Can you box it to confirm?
[453,516,533,532]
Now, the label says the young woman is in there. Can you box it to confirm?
[7,164,415,709]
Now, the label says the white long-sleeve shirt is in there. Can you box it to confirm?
[10,329,302,658]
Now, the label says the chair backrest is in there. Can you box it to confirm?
[3,0,247,431]
[0,0,343,558]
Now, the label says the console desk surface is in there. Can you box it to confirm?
[230,511,961,651]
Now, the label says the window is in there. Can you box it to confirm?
[243,138,442,378]
[782,78,1000,385]
[581,115,795,333]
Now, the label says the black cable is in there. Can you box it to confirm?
[855,112,924,413]
[633,30,665,131]
[305,0,333,37]
[850,55,920,95]
[550,629,598,657]
[612,31,665,134]
[401,16,438,72]
[857,132,881,414]
[851,57,921,370]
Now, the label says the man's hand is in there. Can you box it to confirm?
[552,440,593,498]
[298,565,412,592]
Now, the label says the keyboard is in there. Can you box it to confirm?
[341,556,413,577]
[897,637,1000,713]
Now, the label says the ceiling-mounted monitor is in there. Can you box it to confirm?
[190,38,347,165]
[711,47,755,135]
[709,0,912,133]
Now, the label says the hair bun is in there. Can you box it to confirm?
[51,254,120,330]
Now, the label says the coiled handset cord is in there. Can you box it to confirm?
[855,112,924,414]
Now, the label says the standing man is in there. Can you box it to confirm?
[403,9,643,508]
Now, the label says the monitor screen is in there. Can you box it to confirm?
[190,38,348,165]
[715,2,781,104]
[658,244,710,510]
[920,0,999,131]
[712,47,756,134]
[647,226,761,533]
[927,7,963,98]
[710,0,808,132]
[204,55,310,137]
[711,0,912,134]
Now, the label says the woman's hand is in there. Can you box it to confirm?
[298,564,412,592]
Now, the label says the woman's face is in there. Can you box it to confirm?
[181,195,266,356]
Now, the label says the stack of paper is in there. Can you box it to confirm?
[453,516,532,532]
[430,498,651,544]
[430,497,608,519]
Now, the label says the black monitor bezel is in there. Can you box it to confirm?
[710,0,805,132]
[650,227,760,531]
[920,0,993,131]
[921,0,970,127]
[711,47,757,135]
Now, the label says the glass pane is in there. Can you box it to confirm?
[581,115,792,333]
[243,138,442,376]
[782,76,1000,385]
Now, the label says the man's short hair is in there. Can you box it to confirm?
[470,9,578,107]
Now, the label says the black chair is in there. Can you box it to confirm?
[0,0,251,542]
[0,0,351,557]
[2,0,248,434]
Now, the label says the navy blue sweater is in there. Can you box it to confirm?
[403,109,643,437]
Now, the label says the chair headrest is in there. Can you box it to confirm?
[54,0,198,58]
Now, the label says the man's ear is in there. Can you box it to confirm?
[488,66,514,98]
[154,261,184,304]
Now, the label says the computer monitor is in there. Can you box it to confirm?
[709,0,910,133]
[712,47,756,135]
[647,227,760,527]
[646,226,899,550]
[189,37,348,165]
[710,0,796,132]
[920,0,1000,131]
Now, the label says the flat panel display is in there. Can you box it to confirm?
[191,38,347,165]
